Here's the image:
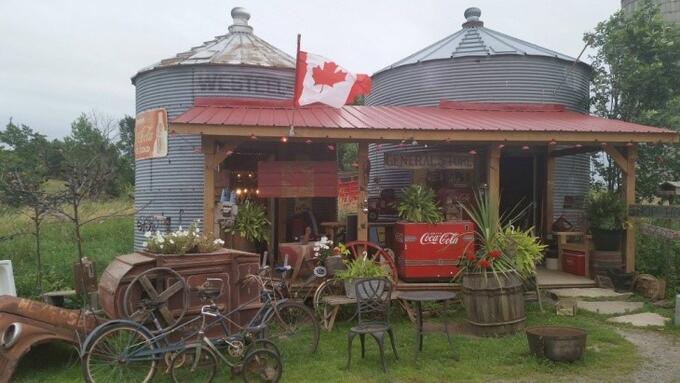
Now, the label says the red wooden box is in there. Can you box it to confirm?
[394,221,475,282]
[562,250,586,276]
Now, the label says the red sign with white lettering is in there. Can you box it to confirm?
[394,221,475,281]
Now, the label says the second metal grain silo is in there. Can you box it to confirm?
[366,7,592,228]
[131,7,295,248]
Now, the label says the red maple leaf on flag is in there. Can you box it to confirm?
[312,61,347,89]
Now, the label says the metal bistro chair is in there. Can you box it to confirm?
[346,278,398,373]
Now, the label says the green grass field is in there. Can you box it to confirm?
[10,303,639,383]
[0,199,645,382]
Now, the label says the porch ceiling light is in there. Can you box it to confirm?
[522,145,530,150]
[280,136,288,143]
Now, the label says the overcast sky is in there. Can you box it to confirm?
[0,0,620,138]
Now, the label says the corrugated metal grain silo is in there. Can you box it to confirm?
[366,7,592,225]
[132,7,295,248]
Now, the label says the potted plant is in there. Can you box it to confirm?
[335,256,388,299]
[396,184,444,224]
[225,200,270,252]
[584,189,627,251]
[313,237,350,276]
[455,192,545,336]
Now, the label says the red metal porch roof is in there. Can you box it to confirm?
[171,98,676,141]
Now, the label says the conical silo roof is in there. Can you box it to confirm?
[134,7,294,79]
[376,7,582,74]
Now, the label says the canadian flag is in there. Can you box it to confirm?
[295,51,372,108]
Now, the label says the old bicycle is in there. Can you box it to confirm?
[81,266,319,382]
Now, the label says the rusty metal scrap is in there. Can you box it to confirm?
[0,296,97,383]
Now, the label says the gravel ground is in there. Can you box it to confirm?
[618,329,680,383]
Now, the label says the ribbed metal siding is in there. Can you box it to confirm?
[366,55,592,225]
[134,65,294,248]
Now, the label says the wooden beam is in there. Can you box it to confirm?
[203,136,216,236]
[545,145,555,237]
[171,123,679,144]
[604,146,629,174]
[623,145,637,272]
[357,143,369,241]
[549,145,601,158]
[487,144,500,224]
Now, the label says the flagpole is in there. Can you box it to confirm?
[289,33,301,137]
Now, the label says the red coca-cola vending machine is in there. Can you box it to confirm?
[394,221,475,282]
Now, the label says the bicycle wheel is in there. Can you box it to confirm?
[170,345,218,383]
[266,300,320,354]
[242,349,282,383]
[250,339,281,358]
[82,323,158,383]
[313,279,356,329]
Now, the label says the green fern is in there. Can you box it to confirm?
[397,185,444,224]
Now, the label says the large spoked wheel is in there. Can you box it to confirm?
[313,279,356,329]
[266,300,320,355]
[242,349,283,383]
[345,241,398,283]
[123,267,190,333]
[170,345,218,383]
[82,323,158,383]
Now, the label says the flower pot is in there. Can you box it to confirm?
[324,255,346,276]
[343,279,385,299]
[526,326,587,362]
[590,228,623,251]
[461,272,526,337]
[228,234,256,252]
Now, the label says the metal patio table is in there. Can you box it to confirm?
[397,290,458,356]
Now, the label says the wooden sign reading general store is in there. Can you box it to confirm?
[384,151,474,170]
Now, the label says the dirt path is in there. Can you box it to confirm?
[618,329,680,382]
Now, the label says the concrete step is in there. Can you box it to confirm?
[607,312,670,327]
[549,287,633,301]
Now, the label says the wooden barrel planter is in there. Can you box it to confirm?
[591,250,623,277]
[462,272,526,336]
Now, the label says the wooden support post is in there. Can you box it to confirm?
[545,145,555,237]
[487,144,500,224]
[623,145,637,272]
[203,136,216,236]
[203,138,239,236]
[357,143,369,242]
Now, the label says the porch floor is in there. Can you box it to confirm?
[535,267,597,289]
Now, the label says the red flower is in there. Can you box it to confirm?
[478,259,491,269]
[466,253,476,262]
[488,249,502,259]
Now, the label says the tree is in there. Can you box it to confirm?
[585,0,680,199]
[117,115,135,187]
[0,120,56,294]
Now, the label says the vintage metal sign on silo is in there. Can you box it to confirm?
[367,7,592,225]
[132,7,295,248]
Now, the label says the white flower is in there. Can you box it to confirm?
[213,239,224,245]
[320,236,329,243]
[159,244,164,249]
[157,236,165,244]
[142,241,148,248]
[178,225,183,231]
[144,231,152,238]
[169,239,175,244]
[313,246,320,252]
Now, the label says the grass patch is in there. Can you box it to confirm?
[12,303,638,383]
[0,198,134,298]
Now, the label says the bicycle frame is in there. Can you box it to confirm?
[115,271,291,364]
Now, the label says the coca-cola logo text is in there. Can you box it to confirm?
[419,232,462,245]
